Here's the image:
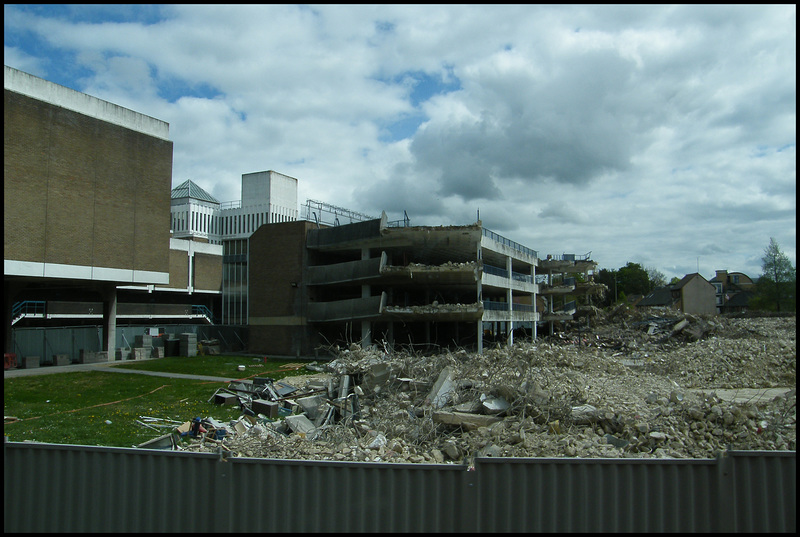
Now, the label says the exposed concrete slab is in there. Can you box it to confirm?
[426,366,456,408]
[689,387,794,405]
[432,411,502,430]
[285,414,317,436]
[296,395,325,419]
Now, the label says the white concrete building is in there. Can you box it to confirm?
[170,170,298,243]
[170,171,299,324]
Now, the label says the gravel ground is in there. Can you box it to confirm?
[182,311,796,462]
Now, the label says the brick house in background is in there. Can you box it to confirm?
[709,270,755,314]
[637,273,717,315]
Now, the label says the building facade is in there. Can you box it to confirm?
[637,273,717,315]
[247,213,544,357]
[168,171,299,325]
[4,65,173,355]
[710,270,755,314]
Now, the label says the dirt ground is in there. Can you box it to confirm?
[186,310,796,462]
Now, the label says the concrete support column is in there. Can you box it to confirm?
[476,266,484,354]
[361,247,372,348]
[507,256,514,346]
[102,284,117,360]
[531,264,537,341]
[188,244,194,293]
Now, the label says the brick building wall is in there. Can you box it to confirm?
[4,88,172,277]
[166,249,190,290]
[194,252,222,292]
[248,220,318,356]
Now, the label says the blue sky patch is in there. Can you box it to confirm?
[374,68,461,141]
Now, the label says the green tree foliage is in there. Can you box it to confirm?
[752,237,796,312]
[617,262,651,297]
[646,266,667,289]
[594,263,666,308]
[594,268,618,307]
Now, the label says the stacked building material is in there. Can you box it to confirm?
[180,333,197,357]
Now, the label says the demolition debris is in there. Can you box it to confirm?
[137,311,796,462]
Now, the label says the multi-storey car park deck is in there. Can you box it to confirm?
[248,213,541,356]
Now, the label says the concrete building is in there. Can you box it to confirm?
[709,270,755,314]
[637,273,717,315]
[537,254,604,334]
[4,65,173,356]
[247,212,543,357]
[170,171,298,245]
[168,171,299,324]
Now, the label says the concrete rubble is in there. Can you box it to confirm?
[140,312,795,462]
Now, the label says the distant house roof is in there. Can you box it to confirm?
[673,273,701,290]
[637,286,677,307]
[710,271,753,284]
[171,179,220,204]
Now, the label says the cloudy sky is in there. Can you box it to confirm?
[5,4,796,280]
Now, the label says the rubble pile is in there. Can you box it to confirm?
[153,313,795,462]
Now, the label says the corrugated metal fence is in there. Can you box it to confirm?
[3,442,794,533]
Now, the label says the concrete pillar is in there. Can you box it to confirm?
[361,247,371,348]
[477,258,483,354]
[532,264,537,341]
[102,284,117,360]
[188,245,194,293]
[507,256,513,346]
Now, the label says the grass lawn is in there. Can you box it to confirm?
[3,355,313,448]
[110,354,311,379]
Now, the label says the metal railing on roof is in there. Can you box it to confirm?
[302,199,376,227]
[482,228,538,258]
[386,210,411,227]
[546,252,592,262]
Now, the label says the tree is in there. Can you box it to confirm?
[754,237,796,312]
[595,263,670,308]
[617,262,651,297]
[646,266,667,290]
[594,268,617,307]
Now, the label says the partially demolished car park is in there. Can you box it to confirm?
[136,311,796,463]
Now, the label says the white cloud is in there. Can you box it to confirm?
[3,4,795,280]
